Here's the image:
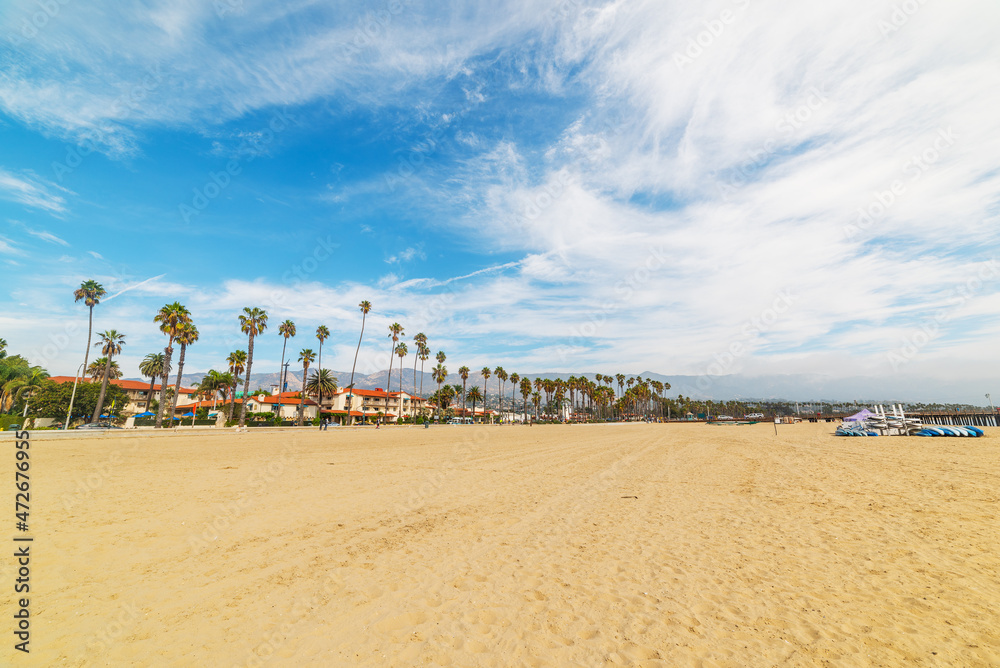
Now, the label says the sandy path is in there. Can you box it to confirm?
[5,422,999,666]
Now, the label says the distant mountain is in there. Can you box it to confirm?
[126,370,993,405]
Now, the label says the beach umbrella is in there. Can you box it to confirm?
[182,412,195,417]
[135,411,155,417]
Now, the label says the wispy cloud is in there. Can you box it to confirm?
[24,228,69,246]
[0,168,71,213]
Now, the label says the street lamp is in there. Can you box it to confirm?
[63,363,86,429]
[987,393,994,414]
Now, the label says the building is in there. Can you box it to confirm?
[321,388,430,423]
[177,391,320,421]
[48,376,199,415]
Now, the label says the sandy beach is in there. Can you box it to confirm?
[7,422,999,666]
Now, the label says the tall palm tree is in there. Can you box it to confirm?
[226,350,247,422]
[509,373,519,418]
[277,319,296,415]
[520,377,532,423]
[385,322,404,396]
[432,362,447,420]
[297,348,316,426]
[412,332,427,394]
[168,321,199,422]
[458,366,470,417]
[418,343,430,396]
[347,301,372,424]
[495,367,507,419]
[395,342,408,418]
[87,358,121,380]
[238,307,269,428]
[0,338,6,358]
[153,302,190,428]
[91,330,126,422]
[138,352,168,412]
[466,386,483,422]
[479,367,491,421]
[73,280,106,385]
[315,325,330,407]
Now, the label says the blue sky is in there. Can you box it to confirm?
[1,0,998,396]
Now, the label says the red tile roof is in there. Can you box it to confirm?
[48,376,198,394]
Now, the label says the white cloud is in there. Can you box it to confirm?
[0,168,71,213]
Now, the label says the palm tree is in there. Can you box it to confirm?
[520,377,532,422]
[432,362,448,420]
[466,386,483,422]
[395,342,408,419]
[347,301,372,424]
[412,333,427,395]
[297,348,316,426]
[315,325,330,407]
[138,353,168,412]
[73,280,107,386]
[0,338,6,359]
[479,367,491,422]
[91,330,126,422]
[457,366,470,417]
[386,322,404,396]
[153,302,191,428]
[238,307,269,428]
[87,358,121,380]
[418,343,430,396]
[305,368,338,401]
[226,350,247,422]
[495,367,507,419]
[277,319,296,414]
[10,367,49,418]
[509,373,519,418]
[168,321,199,422]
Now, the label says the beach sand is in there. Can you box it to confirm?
[9,422,1000,666]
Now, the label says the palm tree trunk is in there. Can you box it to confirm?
[239,335,255,428]
[91,354,113,422]
[347,313,366,426]
[386,341,394,398]
[298,363,308,426]
[317,342,323,408]
[169,343,187,424]
[155,344,174,428]
[145,374,156,411]
[82,305,94,384]
[227,384,236,423]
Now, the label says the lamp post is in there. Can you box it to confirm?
[987,393,995,418]
[63,363,85,430]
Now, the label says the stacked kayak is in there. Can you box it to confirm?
[914,426,984,437]
[836,424,879,437]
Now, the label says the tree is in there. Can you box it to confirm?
[432,362,448,420]
[91,330,126,422]
[0,338,6,359]
[238,307,269,428]
[0,355,33,412]
[138,353,168,413]
[297,348,316,425]
[9,367,49,418]
[509,373,520,419]
[28,379,128,423]
[458,366,470,417]
[87,358,121,380]
[73,280,106,387]
[305,369,338,401]
[226,350,247,422]
[386,322,404,396]
[418,342,430,397]
[520,377,532,423]
[347,301,371,424]
[495,367,507,420]
[480,367,491,421]
[277,318,296,416]
[153,302,191,428]
[467,386,483,422]
[395,342,408,418]
[412,333,427,396]
[168,321,198,423]
[315,325,330,407]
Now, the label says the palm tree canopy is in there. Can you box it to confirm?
[279,319,296,339]
[154,302,191,340]
[175,322,199,347]
[96,330,126,358]
[239,307,268,336]
[467,386,483,402]
[395,342,408,357]
[316,325,330,342]
[87,358,122,379]
[305,369,338,396]
[227,350,248,375]
[74,280,107,307]
[298,348,316,364]
[359,300,372,314]
[459,366,470,380]
[436,350,446,364]
[139,352,169,379]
